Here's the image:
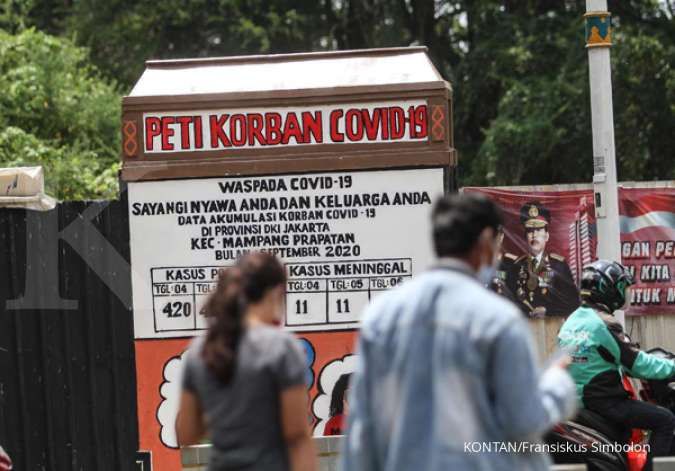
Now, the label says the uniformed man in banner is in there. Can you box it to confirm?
[507,202,580,317]
[488,225,518,302]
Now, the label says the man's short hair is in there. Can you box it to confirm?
[432,193,503,257]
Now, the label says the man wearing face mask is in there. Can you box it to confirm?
[342,193,577,471]
[509,202,579,318]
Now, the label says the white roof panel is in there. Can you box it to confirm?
[129,48,443,97]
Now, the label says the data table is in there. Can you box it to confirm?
[150,266,222,334]
[284,258,412,329]
[150,258,412,334]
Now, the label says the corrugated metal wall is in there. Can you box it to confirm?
[0,200,138,471]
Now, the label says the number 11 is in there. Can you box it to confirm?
[295,300,308,315]
[336,299,350,313]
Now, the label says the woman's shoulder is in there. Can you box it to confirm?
[248,325,298,348]
[182,334,206,367]
[185,333,206,353]
[246,326,305,364]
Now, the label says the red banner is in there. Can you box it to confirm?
[465,185,675,316]
[619,187,675,315]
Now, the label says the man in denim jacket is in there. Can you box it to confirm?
[342,193,577,471]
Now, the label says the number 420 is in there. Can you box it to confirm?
[162,301,192,318]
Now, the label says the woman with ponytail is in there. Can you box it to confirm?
[176,252,317,471]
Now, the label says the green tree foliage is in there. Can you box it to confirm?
[64,0,327,87]
[471,1,674,185]
[299,0,674,184]
[0,28,120,199]
[1,0,672,199]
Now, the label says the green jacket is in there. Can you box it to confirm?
[558,305,675,407]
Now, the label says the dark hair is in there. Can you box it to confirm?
[432,193,503,257]
[329,373,352,417]
[201,252,286,383]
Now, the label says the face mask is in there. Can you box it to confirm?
[477,234,499,286]
[478,265,497,285]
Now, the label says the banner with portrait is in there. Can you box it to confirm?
[465,185,675,317]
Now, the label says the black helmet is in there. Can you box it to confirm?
[580,260,635,313]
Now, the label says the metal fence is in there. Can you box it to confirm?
[0,200,138,471]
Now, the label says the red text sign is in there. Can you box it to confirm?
[143,101,429,153]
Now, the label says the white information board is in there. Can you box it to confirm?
[129,167,444,339]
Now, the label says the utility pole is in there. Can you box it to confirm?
[585,1,624,324]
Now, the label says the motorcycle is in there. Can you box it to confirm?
[546,346,675,471]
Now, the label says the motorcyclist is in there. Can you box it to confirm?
[558,260,675,470]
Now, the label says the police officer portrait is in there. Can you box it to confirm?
[489,225,518,302]
[506,201,580,318]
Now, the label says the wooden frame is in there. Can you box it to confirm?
[120,47,456,184]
